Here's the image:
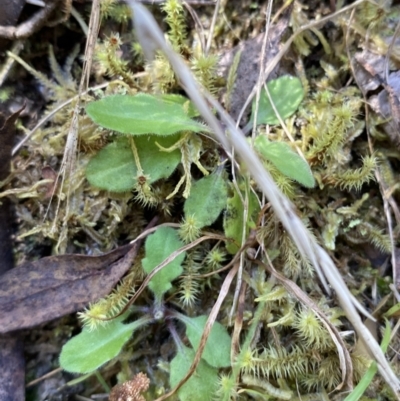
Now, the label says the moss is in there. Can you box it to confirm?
[6,0,400,399]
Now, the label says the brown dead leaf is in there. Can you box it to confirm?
[217,8,292,124]
[368,71,400,149]
[0,243,140,334]
[354,49,400,148]
[354,50,385,92]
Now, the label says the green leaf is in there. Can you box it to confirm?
[59,317,147,373]
[255,136,315,188]
[86,135,181,192]
[86,93,208,135]
[142,227,186,301]
[184,315,231,368]
[183,173,228,228]
[250,76,304,125]
[223,183,260,254]
[159,94,200,118]
[170,346,219,401]
[383,302,400,318]
[85,137,135,192]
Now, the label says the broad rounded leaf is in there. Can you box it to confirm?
[86,93,208,135]
[86,135,181,192]
[170,346,219,401]
[255,136,315,188]
[142,227,186,301]
[185,315,231,368]
[250,76,304,125]
[86,137,135,192]
[183,173,228,228]
[59,318,145,373]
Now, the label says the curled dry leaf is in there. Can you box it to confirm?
[0,243,140,334]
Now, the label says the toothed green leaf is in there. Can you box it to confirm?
[86,93,208,135]
[183,173,228,228]
[250,76,304,125]
[255,136,315,188]
[59,317,146,374]
[142,227,186,301]
[184,315,231,368]
[170,346,219,401]
[86,135,181,192]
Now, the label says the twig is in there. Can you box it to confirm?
[205,0,220,55]
[26,368,62,388]
[0,0,60,39]
[0,41,23,87]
